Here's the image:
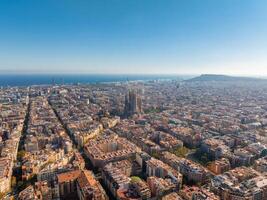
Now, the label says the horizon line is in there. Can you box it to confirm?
[0,72,267,78]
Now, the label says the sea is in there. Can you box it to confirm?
[0,74,193,87]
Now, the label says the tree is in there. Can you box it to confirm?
[151,152,160,159]
[11,176,16,188]
[17,150,26,161]
[131,176,142,183]
[171,146,189,158]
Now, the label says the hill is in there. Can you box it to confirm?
[186,74,264,82]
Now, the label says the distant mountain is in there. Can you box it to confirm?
[186,74,265,82]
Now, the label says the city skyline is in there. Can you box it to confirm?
[1,0,267,75]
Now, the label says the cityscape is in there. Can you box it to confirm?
[1,75,267,199]
[1,0,267,199]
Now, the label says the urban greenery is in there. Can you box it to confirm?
[170,146,190,158]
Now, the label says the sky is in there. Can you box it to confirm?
[0,0,267,75]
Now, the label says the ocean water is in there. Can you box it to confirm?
[0,74,191,87]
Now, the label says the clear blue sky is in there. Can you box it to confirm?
[0,0,267,75]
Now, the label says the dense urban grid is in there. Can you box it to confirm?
[1,78,267,200]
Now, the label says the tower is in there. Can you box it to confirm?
[124,89,142,116]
